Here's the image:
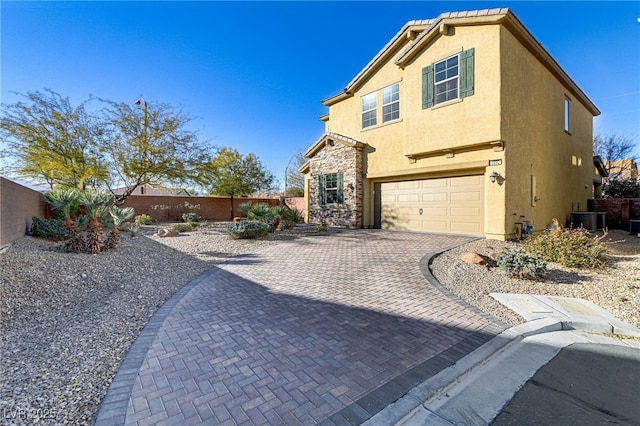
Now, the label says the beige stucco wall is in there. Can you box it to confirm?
[500,26,595,237]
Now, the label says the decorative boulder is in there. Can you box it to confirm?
[460,252,488,266]
[155,228,179,238]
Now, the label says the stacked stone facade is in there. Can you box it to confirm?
[308,141,363,227]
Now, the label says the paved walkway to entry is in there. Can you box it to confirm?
[96,230,507,425]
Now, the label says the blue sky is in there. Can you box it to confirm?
[2,1,639,189]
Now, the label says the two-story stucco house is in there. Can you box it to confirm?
[299,8,600,240]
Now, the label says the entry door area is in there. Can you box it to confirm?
[379,175,484,235]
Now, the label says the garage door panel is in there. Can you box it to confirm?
[450,191,481,202]
[380,175,484,236]
[398,193,421,202]
[422,192,448,202]
[451,175,483,186]
[398,181,421,190]
[451,207,482,217]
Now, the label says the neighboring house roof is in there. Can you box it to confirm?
[594,156,608,178]
[322,8,600,116]
[111,184,192,196]
[304,132,368,158]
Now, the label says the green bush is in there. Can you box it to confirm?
[173,223,193,233]
[248,203,273,222]
[186,221,200,228]
[30,217,66,240]
[524,222,606,269]
[134,214,153,225]
[497,248,547,280]
[182,212,201,222]
[603,178,640,199]
[271,205,303,229]
[238,201,252,218]
[227,220,269,239]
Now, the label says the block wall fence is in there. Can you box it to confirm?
[0,177,47,247]
[588,198,640,229]
[120,195,281,222]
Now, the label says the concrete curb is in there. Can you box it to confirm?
[364,317,640,425]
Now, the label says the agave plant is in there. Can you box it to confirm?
[45,188,84,252]
[79,189,113,254]
[103,205,134,250]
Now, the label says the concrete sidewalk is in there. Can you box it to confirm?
[367,296,640,426]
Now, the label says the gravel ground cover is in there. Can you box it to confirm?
[0,223,317,425]
[431,229,640,328]
[1,223,637,425]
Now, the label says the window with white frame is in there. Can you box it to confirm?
[564,97,571,133]
[382,83,400,122]
[362,92,377,128]
[319,172,343,205]
[422,48,474,109]
[434,55,459,105]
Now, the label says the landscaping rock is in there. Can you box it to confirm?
[460,251,488,266]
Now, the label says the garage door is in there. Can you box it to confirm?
[380,175,484,235]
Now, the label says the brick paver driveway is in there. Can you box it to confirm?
[97,230,506,425]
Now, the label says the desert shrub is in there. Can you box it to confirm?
[238,201,252,218]
[30,217,66,240]
[524,221,606,268]
[186,221,200,228]
[173,223,193,233]
[270,205,303,229]
[247,203,273,222]
[497,248,547,280]
[227,220,269,239]
[182,212,201,223]
[134,214,153,225]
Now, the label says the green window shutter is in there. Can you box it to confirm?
[337,172,344,204]
[459,48,475,98]
[422,65,434,109]
[318,174,326,205]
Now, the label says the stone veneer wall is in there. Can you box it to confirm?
[308,142,363,227]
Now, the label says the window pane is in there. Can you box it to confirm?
[325,173,337,189]
[362,110,377,128]
[362,92,376,112]
[383,103,400,122]
[326,189,338,204]
[383,84,399,104]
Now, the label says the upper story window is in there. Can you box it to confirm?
[564,97,571,133]
[434,56,459,104]
[382,83,400,122]
[362,92,377,128]
[422,48,475,109]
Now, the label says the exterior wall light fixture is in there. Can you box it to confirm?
[489,171,501,183]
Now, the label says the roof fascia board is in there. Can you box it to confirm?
[395,14,505,67]
[321,22,429,107]
[304,133,366,158]
[499,12,600,116]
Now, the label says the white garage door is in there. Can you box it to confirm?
[380,175,484,235]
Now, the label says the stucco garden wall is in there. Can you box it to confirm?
[0,177,47,247]
[121,196,279,222]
